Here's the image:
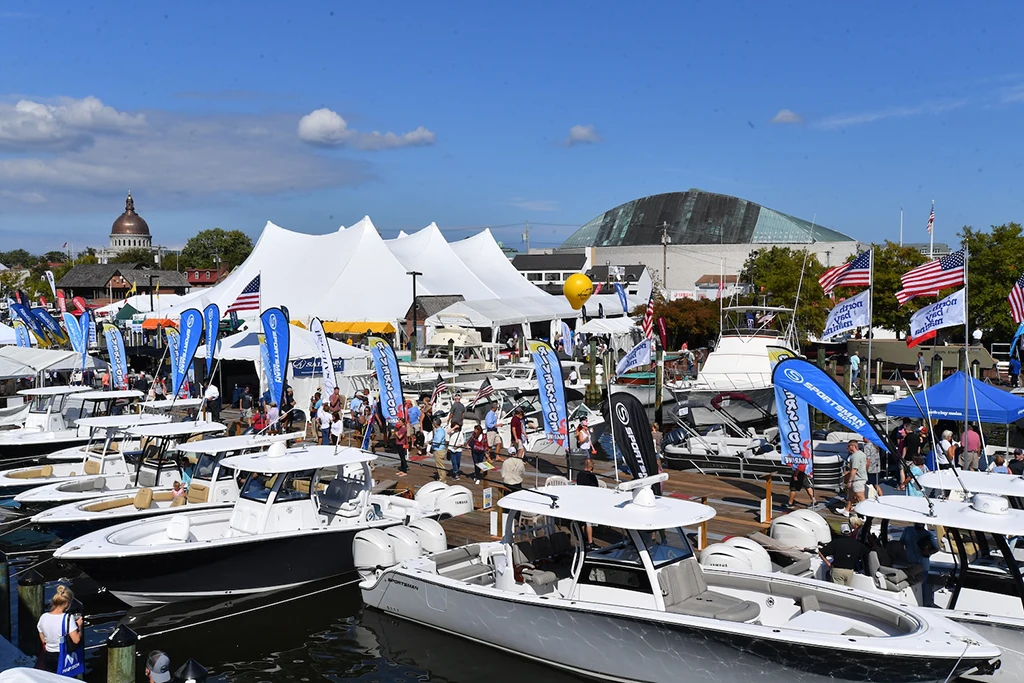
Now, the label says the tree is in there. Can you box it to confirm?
[112,248,158,265]
[740,246,827,343]
[632,292,720,349]
[838,241,928,339]
[43,251,68,264]
[0,249,33,268]
[179,228,253,269]
[962,223,1024,341]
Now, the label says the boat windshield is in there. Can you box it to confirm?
[193,453,234,481]
[275,469,316,503]
[28,395,54,413]
[640,528,695,568]
[240,472,275,503]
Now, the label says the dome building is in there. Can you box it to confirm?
[98,193,156,264]
[557,190,862,299]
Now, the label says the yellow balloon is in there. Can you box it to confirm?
[563,273,594,310]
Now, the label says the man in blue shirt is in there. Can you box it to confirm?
[901,523,939,607]
[430,416,448,482]
[484,401,500,459]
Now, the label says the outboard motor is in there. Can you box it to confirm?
[416,482,473,518]
[722,537,773,572]
[699,539,771,572]
[353,528,395,576]
[408,518,447,554]
[770,509,830,550]
[385,526,422,562]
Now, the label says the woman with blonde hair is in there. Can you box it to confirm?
[37,584,82,672]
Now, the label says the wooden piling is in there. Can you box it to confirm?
[173,658,208,683]
[105,624,137,683]
[0,550,9,642]
[16,569,43,656]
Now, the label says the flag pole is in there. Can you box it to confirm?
[866,247,874,396]
[929,200,935,259]
[963,242,970,444]
[899,208,903,247]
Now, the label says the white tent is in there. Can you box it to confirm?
[577,317,639,335]
[0,347,108,376]
[0,322,17,346]
[448,228,550,300]
[198,324,374,418]
[386,223,499,299]
[0,356,34,379]
[94,293,186,319]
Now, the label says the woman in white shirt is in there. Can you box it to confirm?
[37,584,82,672]
[938,430,954,470]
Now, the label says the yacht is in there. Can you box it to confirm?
[32,431,300,541]
[54,444,473,606]
[0,389,145,460]
[400,326,500,384]
[358,473,1000,683]
[0,414,172,498]
[13,420,227,512]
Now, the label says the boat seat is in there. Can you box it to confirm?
[133,488,154,510]
[799,595,820,613]
[867,551,915,592]
[780,557,812,575]
[83,460,101,475]
[513,541,536,565]
[166,515,193,542]
[432,545,480,571]
[511,542,558,586]
[84,497,134,512]
[169,495,186,507]
[152,491,175,503]
[90,477,107,490]
[320,478,366,516]
[658,559,760,622]
[532,535,553,561]
[550,531,572,558]
[7,466,53,479]
[443,563,494,582]
[187,483,209,504]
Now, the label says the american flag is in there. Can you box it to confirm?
[429,373,447,404]
[895,249,965,305]
[641,291,655,340]
[472,377,494,406]
[926,202,935,234]
[818,250,872,296]
[226,274,260,313]
[1009,273,1024,323]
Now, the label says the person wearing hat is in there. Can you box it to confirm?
[1010,449,1024,476]
[146,650,171,683]
[818,522,869,586]
[484,400,501,460]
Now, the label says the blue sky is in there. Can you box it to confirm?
[2,1,1023,254]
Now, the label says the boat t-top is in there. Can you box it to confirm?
[55,443,473,606]
[0,389,145,460]
[359,473,1000,683]
[14,420,226,512]
[918,470,1024,507]
[400,326,500,384]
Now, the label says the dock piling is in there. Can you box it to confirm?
[16,568,43,656]
[173,658,208,683]
[0,550,9,641]
[105,624,137,683]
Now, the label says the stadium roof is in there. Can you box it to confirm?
[561,190,854,248]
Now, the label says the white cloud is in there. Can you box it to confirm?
[297,108,435,150]
[815,100,966,130]
[506,198,559,212]
[0,96,144,151]
[565,124,600,146]
[0,189,46,204]
[770,109,803,125]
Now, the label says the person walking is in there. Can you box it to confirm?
[430,416,448,482]
[203,382,221,422]
[317,402,333,445]
[818,523,869,586]
[501,445,525,492]
[915,352,926,387]
[36,585,82,673]
[468,425,488,485]
[849,351,861,389]
[842,440,867,517]
[960,424,982,471]
[509,407,525,454]
[484,400,501,460]
[394,417,409,476]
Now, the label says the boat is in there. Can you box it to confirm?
[12,420,227,513]
[358,473,1000,683]
[918,470,1024,507]
[0,389,145,461]
[0,414,172,499]
[31,430,300,541]
[0,386,91,435]
[54,443,473,606]
[400,326,501,384]
[489,361,585,395]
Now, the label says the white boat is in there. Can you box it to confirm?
[358,473,1000,683]
[0,389,145,460]
[918,469,1024,505]
[400,326,500,384]
[13,420,227,512]
[54,444,474,606]
[489,361,585,395]
[31,430,301,541]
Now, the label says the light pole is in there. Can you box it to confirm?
[214,254,222,283]
[660,221,671,292]
[407,271,422,361]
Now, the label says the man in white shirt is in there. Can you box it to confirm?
[203,383,221,421]
[317,404,333,445]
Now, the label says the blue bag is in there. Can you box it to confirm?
[57,613,84,677]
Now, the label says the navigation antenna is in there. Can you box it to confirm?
[785,215,816,355]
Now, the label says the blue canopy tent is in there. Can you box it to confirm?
[885,372,1024,424]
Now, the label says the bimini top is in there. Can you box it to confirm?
[918,470,1024,499]
[126,422,226,439]
[17,386,92,397]
[178,431,304,455]
[219,445,376,474]
[74,414,171,430]
[499,476,715,531]
[855,496,1024,536]
[76,390,145,401]
[137,398,205,410]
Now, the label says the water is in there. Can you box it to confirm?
[6,528,586,683]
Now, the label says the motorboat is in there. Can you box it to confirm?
[136,397,205,418]
[0,414,173,498]
[609,371,680,413]
[918,470,1024,507]
[54,444,474,606]
[400,326,500,384]
[0,389,145,461]
[489,361,585,395]
[662,426,848,490]
[13,420,227,513]
[358,473,1000,683]
[0,386,90,434]
[32,431,300,541]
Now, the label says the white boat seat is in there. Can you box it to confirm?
[320,478,366,516]
[432,545,479,570]
[799,595,819,613]
[658,560,760,622]
[780,557,812,575]
[443,563,493,582]
[867,551,916,591]
[511,542,558,586]
[166,515,193,542]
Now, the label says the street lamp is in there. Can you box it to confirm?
[213,254,222,283]
[407,271,422,361]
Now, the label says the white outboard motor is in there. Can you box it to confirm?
[423,484,474,518]
[408,518,447,554]
[353,529,395,571]
[386,526,422,562]
[722,537,773,572]
[700,543,759,571]
[414,481,451,508]
[771,509,830,550]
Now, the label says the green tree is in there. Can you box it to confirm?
[633,294,720,349]
[740,246,827,343]
[0,249,33,268]
[839,241,927,339]
[112,247,158,265]
[179,228,253,269]
[962,223,1024,341]
[43,251,68,264]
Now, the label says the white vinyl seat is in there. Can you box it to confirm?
[658,559,760,622]
[320,478,367,517]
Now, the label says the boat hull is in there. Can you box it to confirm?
[36,502,234,542]
[0,437,89,463]
[662,447,845,491]
[362,572,994,683]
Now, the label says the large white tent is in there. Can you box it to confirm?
[386,224,499,299]
[0,322,17,346]
[0,347,108,377]
[448,229,549,299]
